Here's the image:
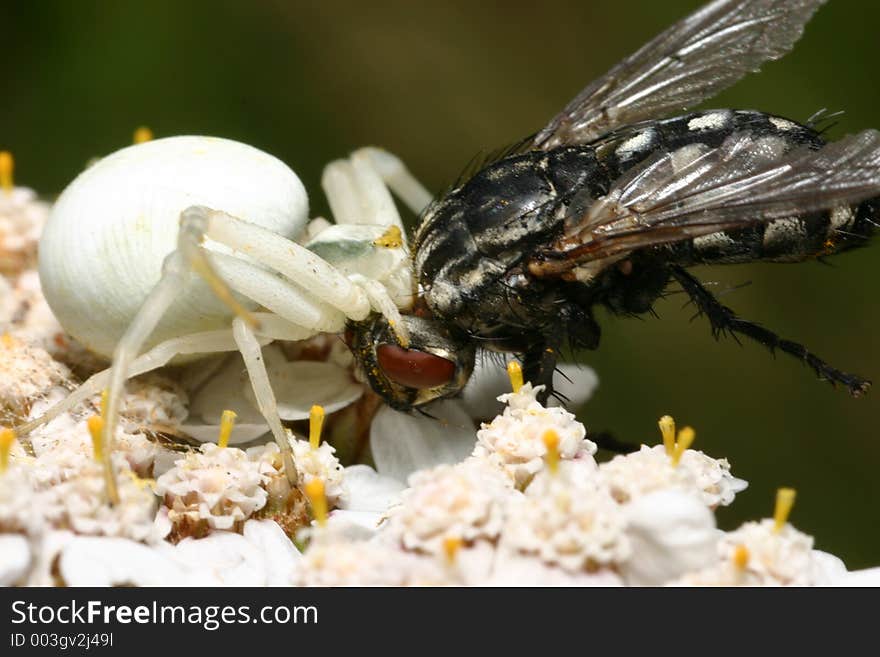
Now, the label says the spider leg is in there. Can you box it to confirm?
[199,208,371,321]
[232,317,297,485]
[670,266,871,396]
[322,148,432,231]
[14,329,240,441]
[352,147,434,216]
[14,313,312,472]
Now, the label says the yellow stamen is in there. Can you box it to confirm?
[507,361,523,393]
[0,333,15,349]
[670,426,695,466]
[87,413,119,505]
[732,544,750,570]
[0,151,13,193]
[543,429,560,474]
[0,428,15,473]
[133,126,154,144]
[658,415,676,456]
[87,415,104,462]
[443,536,463,565]
[217,409,237,449]
[304,478,328,527]
[309,404,325,450]
[773,487,796,533]
[373,224,403,249]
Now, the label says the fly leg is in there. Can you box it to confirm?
[522,343,638,453]
[522,344,559,404]
[671,266,871,397]
[588,431,640,454]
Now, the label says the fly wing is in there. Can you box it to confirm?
[533,0,826,150]
[529,130,880,276]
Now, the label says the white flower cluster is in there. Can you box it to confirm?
[500,461,631,573]
[599,444,747,508]
[360,384,762,586]
[0,270,64,353]
[474,383,597,489]
[156,443,274,532]
[0,186,49,275]
[290,439,347,506]
[0,336,71,423]
[0,454,162,544]
[292,534,445,586]
[383,458,515,556]
[27,389,159,480]
[674,519,846,586]
[119,376,189,430]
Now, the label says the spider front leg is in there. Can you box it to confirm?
[308,147,435,342]
[322,147,433,229]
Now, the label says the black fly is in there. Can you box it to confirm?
[347,0,880,411]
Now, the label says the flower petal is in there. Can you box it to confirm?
[552,362,600,410]
[621,490,720,586]
[341,464,405,512]
[370,400,476,482]
[326,510,385,539]
[0,534,31,586]
[811,550,847,584]
[246,360,362,421]
[463,355,598,420]
[179,423,269,445]
[833,566,880,586]
[187,344,363,429]
[168,531,267,586]
[242,519,301,586]
[59,537,185,586]
[187,354,267,425]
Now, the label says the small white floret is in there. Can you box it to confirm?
[473,382,597,489]
[599,444,746,507]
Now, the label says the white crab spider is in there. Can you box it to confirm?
[16,135,432,495]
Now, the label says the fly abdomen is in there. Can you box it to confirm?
[672,200,877,266]
[599,109,878,267]
[597,109,824,177]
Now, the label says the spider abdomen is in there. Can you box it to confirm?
[39,136,309,358]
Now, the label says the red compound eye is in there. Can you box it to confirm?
[376,344,456,389]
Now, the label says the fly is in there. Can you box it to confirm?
[347,0,880,411]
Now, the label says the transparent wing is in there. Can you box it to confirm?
[530,130,880,275]
[533,0,826,150]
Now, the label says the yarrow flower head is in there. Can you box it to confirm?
[473,364,597,489]
[0,152,50,277]
[501,460,630,573]
[292,535,446,586]
[43,457,163,542]
[156,443,274,536]
[598,417,746,508]
[0,337,70,424]
[1,450,162,543]
[687,488,840,586]
[26,389,158,483]
[383,457,516,556]
[289,439,347,507]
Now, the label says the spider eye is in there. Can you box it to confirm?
[376,344,456,389]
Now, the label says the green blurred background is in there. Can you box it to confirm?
[2,0,878,567]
